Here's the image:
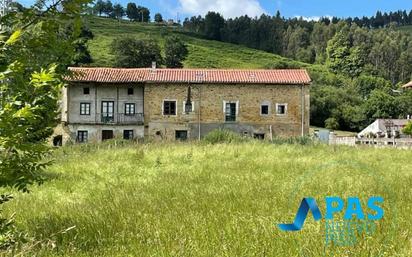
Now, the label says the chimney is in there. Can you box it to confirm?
[151,62,156,74]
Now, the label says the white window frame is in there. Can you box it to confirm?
[276,103,288,116]
[182,101,195,114]
[162,99,177,116]
[260,101,271,116]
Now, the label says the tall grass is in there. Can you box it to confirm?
[1,142,411,256]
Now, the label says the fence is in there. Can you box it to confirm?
[329,136,412,149]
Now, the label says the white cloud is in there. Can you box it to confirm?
[178,0,267,18]
[294,15,333,22]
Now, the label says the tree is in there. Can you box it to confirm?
[0,0,89,246]
[126,3,139,21]
[326,30,365,77]
[136,6,150,22]
[113,3,125,20]
[164,36,188,68]
[154,13,163,23]
[103,0,113,17]
[111,37,163,67]
[94,0,105,16]
[72,25,94,65]
[204,11,225,40]
[402,121,412,136]
[363,89,398,122]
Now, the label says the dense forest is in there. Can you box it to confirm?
[183,11,412,84]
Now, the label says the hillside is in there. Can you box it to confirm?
[398,25,412,34]
[86,16,309,69]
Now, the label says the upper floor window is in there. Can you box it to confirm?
[80,103,91,115]
[83,87,90,95]
[128,87,134,95]
[276,103,287,115]
[260,101,270,116]
[183,101,195,114]
[163,100,177,115]
[77,130,88,143]
[125,103,135,115]
[224,101,238,122]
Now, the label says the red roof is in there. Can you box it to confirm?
[67,67,311,85]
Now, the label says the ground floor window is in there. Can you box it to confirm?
[123,130,134,140]
[102,130,114,141]
[175,130,188,141]
[77,131,88,143]
[53,135,63,146]
[225,102,237,122]
[253,133,265,140]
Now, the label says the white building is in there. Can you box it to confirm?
[358,119,410,138]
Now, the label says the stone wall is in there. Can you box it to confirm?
[144,83,310,140]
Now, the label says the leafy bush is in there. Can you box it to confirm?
[402,121,412,136]
[271,136,314,145]
[202,129,245,144]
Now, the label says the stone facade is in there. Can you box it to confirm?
[58,68,311,144]
[144,83,309,140]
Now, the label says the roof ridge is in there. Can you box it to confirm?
[67,67,311,84]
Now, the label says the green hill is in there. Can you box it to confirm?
[86,16,309,69]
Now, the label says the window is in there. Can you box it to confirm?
[175,130,188,141]
[254,133,265,140]
[224,102,238,122]
[128,87,134,95]
[261,105,269,115]
[80,103,91,115]
[83,87,90,95]
[101,101,114,123]
[163,100,177,115]
[183,101,195,113]
[77,131,88,143]
[276,103,287,115]
[102,130,114,141]
[123,130,134,140]
[125,103,135,115]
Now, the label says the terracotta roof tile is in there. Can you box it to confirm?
[67,67,311,85]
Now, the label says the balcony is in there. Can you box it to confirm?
[97,113,144,125]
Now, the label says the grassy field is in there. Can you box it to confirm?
[2,141,411,256]
[85,17,307,69]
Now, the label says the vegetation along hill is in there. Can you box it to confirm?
[83,15,412,133]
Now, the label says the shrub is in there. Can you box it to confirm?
[271,136,314,145]
[202,129,245,144]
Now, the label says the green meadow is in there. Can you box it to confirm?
[86,16,307,69]
[2,141,411,256]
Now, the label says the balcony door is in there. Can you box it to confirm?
[101,101,114,123]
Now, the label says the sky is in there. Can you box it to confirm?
[19,0,412,21]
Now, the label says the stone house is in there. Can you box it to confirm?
[58,67,311,143]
